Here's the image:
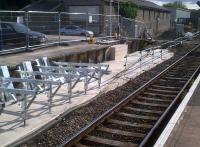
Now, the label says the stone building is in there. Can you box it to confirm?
[168,8,191,28]
[22,0,171,36]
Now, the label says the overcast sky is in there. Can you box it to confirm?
[148,0,200,9]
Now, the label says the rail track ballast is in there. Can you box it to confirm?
[61,44,200,147]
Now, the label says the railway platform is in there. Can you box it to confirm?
[0,45,173,147]
[163,75,200,147]
[154,71,200,147]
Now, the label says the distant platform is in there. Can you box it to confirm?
[0,43,109,66]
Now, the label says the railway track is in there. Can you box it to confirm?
[61,45,200,147]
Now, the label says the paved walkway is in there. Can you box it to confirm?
[0,45,173,147]
[164,78,200,147]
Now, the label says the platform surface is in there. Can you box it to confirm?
[0,45,173,147]
[164,80,200,147]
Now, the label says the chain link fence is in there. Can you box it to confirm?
[120,17,155,40]
[0,11,152,54]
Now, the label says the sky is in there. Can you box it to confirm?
[148,0,200,9]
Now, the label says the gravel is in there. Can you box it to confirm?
[20,43,199,147]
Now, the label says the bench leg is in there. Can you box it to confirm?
[48,84,52,113]
[68,81,72,103]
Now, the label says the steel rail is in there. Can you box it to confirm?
[139,61,200,147]
[61,44,200,146]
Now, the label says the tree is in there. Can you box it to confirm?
[119,1,138,19]
[163,1,187,9]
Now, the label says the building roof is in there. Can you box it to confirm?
[108,0,170,12]
[21,0,62,11]
[167,7,191,12]
[22,0,169,12]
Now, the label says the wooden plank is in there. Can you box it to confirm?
[124,106,163,114]
[164,77,188,81]
[176,66,197,69]
[151,85,181,90]
[169,69,194,73]
[97,127,145,138]
[76,143,89,147]
[168,71,194,74]
[85,135,137,147]
[137,96,172,102]
[143,92,176,98]
[132,100,168,107]
[107,119,152,128]
[165,74,191,78]
[118,112,158,120]
[147,88,179,94]
[159,79,186,83]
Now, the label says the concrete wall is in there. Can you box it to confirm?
[103,1,170,36]
[136,9,143,20]
[135,8,171,35]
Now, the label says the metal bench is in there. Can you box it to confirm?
[36,57,109,92]
[53,61,109,87]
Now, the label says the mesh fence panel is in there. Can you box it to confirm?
[60,13,87,42]
[28,12,59,47]
[0,11,151,53]
[120,17,148,39]
[0,11,26,52]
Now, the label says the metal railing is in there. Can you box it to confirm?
[121,31,200,80]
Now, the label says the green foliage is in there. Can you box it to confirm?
[163,1,187,9]
[119,1,138,19]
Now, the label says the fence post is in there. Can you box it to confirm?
[58,12,61,45]
[86,13,88,31]
[0,19,2,51]
[109,0,112,37]
[140,51,142,70]
[118,15,121,39]
[85,13,89,40]
[58,13,61,45]
[25,11,29,51]
[121,17,123,39]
